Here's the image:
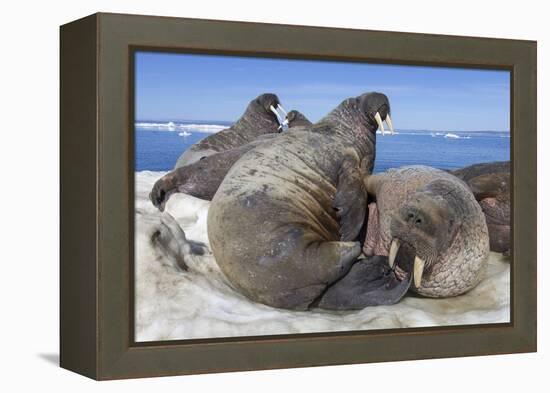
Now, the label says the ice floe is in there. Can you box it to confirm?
[134,171,510,342]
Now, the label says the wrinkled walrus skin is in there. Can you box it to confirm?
[363,166,490,298]
[208,93,390,310]
[150,111,312,210]
[175,93,284,168]
[451,161,510,255]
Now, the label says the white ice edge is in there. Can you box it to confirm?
[136,122,228,133]
[134,171,511,342]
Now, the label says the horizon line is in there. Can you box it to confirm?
[135,119,510,133]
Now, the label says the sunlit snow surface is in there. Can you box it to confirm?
[135,171,510,342]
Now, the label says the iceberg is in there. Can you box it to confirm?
[178,124,227,132]
[444,133,471,139]
[136,122,228,133]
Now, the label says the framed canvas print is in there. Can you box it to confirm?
[60,13,537,380]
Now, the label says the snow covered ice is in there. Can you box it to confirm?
[135,171,510,342]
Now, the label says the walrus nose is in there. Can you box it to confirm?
[402,208,426,227]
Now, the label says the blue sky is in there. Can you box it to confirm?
[135,51,510,131]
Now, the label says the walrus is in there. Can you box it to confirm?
[207,92,397,311]
[146,211,208,272]
[450,161,510,255]
[285,109,313,128]
[150,111,312,209]
[175,93,289,168]
[351,166,490,299]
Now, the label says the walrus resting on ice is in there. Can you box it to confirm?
[175,93,289,168]
[355,166,490,300]
[150,111,311,209]
[208,92,398,311]
[451,161,510,255]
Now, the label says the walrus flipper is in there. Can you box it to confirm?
[317,256,412,310]
[333,157,367,241]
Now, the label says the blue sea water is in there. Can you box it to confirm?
[135,121,510,173]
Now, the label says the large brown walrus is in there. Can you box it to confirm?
[150,111,312,210]
[207,92,398,310]
[355,166,490,297]
[451,161,510,255]
[174,93,288,168]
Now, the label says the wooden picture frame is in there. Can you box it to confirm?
[60,12,537,380]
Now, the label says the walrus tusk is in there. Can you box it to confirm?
[389,239,400,268]
[277,104,288,118]
[374,112,385,135]
[277,105,290,131]
[385,114,395,135]
[270,105,284,123]
[413,256,425,288]
[270,105,289,131]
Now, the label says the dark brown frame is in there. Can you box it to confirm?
[60,12,537,380]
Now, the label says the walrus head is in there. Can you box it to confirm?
[388,178,488,297]
[286,110,312,128]
[357,92,395,135]
[253,93,289,131]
